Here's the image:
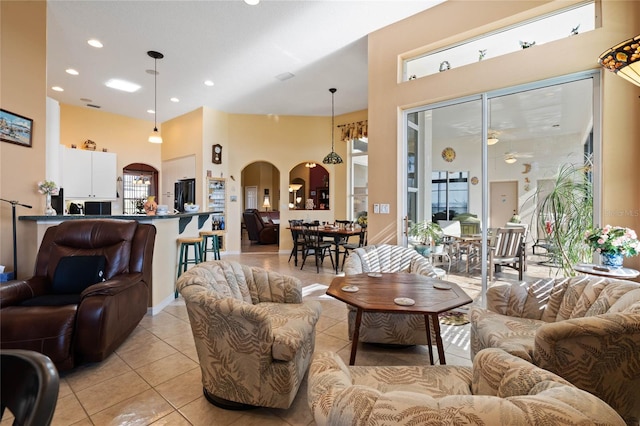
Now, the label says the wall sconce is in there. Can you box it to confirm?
[305,162,316,168]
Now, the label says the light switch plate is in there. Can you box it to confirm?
[373,203,380,214]
[381,204,390,214]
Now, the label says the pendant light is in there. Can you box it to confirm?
[147,50,164,144]
[598,34,640,87]
[322,88,343,164]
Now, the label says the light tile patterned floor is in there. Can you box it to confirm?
[4,249,556,426]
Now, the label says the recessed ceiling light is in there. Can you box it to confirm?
[105,79,141,93]
[147,109,155,114]
[52,86,64,92]
[204,80,214,87]
[244,0,259,5]
[66,68,79,75]
[87,39,103,48]
[170,97,179,103]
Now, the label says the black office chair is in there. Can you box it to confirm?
[1,349,59,426]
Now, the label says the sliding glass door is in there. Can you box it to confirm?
[403,71,599,290]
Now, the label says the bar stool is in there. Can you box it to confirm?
[176,236,203,298]
[200,230,221,261]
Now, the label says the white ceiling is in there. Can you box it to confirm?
[46,0,445,123]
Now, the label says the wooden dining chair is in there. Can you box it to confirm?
[340,227,367,271]
[489,227,526,281]
[300,224,334,273]
[288,220,305,266]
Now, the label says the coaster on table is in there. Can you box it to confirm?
[367,272,382,278]
[341,285,359,293]
[433,283,452,290]
[394,297,415,306]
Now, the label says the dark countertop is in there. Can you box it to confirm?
[19,211,218,221]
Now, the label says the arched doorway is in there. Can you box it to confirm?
[240,161,280,252]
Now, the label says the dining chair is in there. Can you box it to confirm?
[300,224,334,273]
[288,220,305,266]
[438,220,478,271]
[340,227,367,271]
[488,227,526,281]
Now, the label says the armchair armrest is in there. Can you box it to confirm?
[534,313,640,382]
[308,351,378,426]
[472,348,571,397]
[533,313,640,422]
[81,273,145,298]
[0,277,49,308]
[486,279,555,320]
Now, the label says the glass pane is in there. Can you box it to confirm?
[405,2,595,80]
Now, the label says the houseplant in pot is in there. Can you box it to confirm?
[409,221,443,255]
[533,158,593,276]
[584,225,640,268]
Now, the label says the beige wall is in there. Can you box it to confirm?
[0,1,47,278]
[368,0,640,270]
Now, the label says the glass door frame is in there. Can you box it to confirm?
[401,70,602,297]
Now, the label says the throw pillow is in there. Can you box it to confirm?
[51,255,106,294]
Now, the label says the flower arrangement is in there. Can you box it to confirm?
[584,225,640,257]
[37,180,59,195]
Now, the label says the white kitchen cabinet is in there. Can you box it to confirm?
[61,147,117,199]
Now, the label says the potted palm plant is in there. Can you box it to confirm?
[534,158,593,276]
[409,221,443,255]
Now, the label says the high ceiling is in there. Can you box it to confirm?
[46,0,445,123]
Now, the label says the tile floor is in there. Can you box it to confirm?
[3,249,556,426]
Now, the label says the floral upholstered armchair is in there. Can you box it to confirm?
[343,244,439,345]
[470,275,640,425]
[176,260,321,409]
[308,348,625,425]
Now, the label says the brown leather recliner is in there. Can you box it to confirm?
[0,219,156,371]
[243,209,279,244]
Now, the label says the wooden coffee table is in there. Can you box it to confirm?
[326,273,472,365]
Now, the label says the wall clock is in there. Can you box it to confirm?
[212,144,222,164]
[442,147,456,162]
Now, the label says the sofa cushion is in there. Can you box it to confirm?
[51,255,106,294]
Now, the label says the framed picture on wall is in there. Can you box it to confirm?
[0,109,33,147]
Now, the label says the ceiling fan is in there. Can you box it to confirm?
[503,151,533,164]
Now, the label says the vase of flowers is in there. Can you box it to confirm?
[585,225,640,269]
[37,180,59,216]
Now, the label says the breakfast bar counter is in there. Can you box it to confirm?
[20,212,217,314]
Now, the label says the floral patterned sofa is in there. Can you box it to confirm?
[343,244,439,345]
[176,260,321,409]
[469,275,640,425]
[308,348,625,425]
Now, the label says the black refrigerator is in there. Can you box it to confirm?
[174,178,196,212]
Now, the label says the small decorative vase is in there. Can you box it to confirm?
[44,193,56,216]
[601,252,623,269]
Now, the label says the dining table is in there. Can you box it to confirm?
[290,225,362,273]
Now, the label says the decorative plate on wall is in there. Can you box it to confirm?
[442,147,456,162]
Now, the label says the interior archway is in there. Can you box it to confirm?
[240,161,280,253]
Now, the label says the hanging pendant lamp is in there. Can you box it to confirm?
[147,50,164,143]
[322,88,343,164]
[598,34,640,87]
